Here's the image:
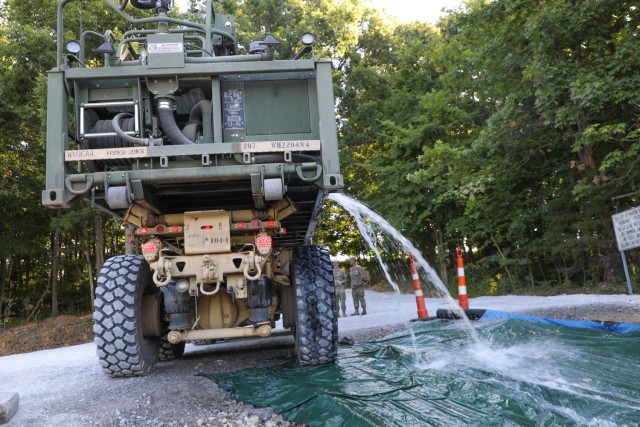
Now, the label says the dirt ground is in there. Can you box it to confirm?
[0,314,94,357]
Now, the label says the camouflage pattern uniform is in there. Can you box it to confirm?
[349,258,367,315]
[333,263,348,316]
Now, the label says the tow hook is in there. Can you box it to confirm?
[243,252,262,281]
[151,257,172,286]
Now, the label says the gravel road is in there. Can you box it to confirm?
[2,293,639,426]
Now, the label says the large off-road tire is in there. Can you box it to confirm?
[292,246,338,365]
[158,339,185,361]
[93,255,161,377]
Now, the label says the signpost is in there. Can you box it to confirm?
[611,206,640,295]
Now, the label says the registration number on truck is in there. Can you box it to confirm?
[240,140,320,152]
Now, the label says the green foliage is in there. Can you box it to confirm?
[322,0,640,293]
[2,0,639,322]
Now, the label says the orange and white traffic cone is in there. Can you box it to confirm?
[409,253,429,319]
[456,248,469,310]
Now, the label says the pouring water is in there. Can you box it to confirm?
[327,193,483,345]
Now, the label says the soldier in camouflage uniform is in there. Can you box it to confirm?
[332,261,348,317]
[349,257,367,315]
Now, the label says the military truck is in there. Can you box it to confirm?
[42,0,343,377]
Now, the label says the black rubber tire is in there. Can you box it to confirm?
[158,339,185,361]
[281,280,296,329]
[93,255,160,377]
[292,246,338,365]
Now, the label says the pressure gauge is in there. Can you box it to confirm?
[300,32,315,46]
[66,40,81,54]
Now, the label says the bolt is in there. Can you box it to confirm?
[257,325,271,338]
[167,330,181,344]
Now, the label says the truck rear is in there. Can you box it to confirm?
[42,0,343,376]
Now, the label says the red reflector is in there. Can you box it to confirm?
[267,220,276,227]
[281,228,287,235]
[251,220,261,228]
[142,242,158,253]
[256,236,272,247]
[171,226,180,232]
[201,225,213,230]
[236,222,245,229]
[139,227,149,234]
[155,225,165,233]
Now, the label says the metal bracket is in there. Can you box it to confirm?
[65,174,94,195]
[296,163,322,182]
[146,76,179,96]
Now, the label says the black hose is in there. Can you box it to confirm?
[157,103,194,145]
[112,113,163,146]
[189,100,212,143]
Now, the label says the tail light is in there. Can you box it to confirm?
[255,234,272,255]
[136,225,182,235]
[142,240,160,262]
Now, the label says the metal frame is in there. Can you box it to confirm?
[43,0,343,247]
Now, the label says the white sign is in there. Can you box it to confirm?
[612,206,640,251]
[148,42,184,54]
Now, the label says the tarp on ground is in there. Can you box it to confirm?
[478,309,640,334]
[203,319,640,426]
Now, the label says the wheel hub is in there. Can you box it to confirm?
[141,293,163,338]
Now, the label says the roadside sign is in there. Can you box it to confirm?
[612,206,640,251]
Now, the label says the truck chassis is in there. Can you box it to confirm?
[43,0,343,376]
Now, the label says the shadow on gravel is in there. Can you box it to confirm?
[201,320,640,427]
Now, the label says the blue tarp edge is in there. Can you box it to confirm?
[478,309,640,334]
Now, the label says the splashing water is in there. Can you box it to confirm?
[207,319,640,426]
[328,193,482,345]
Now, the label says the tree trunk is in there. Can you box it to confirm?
[51,210,62,317]
[490,234,513,282]
[0,257,5,319]
[95,214,105,273]
[84,222,96,311]
[434,227,448,285]
[125,222,135,255]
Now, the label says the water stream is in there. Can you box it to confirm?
[328,192,482,345]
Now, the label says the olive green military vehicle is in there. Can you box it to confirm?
[42,0,343,377]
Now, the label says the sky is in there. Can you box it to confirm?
[174,1,465,24]
[368,0,464,23]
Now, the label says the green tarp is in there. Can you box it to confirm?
[203,320,640,426]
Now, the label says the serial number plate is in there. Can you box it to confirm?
[65,147,148,161]
[240,140,321,152]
